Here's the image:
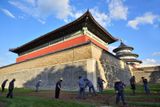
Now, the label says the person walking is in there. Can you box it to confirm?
[84,78,96,95]
[130,76,136,95]
[97,77,105,93]
[35,80,42,92]
[55,78,63,99]
[141,77,150,94]
[78,76,86,99]
[6,79,16,98]
[1,79,8,93]
[114,79,126,105]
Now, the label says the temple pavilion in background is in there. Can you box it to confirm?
[113,41,142,65]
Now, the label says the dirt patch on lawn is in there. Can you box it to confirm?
[15,91,160,107]
[0,102,6,107]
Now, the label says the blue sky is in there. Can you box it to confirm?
[0,0,160,67]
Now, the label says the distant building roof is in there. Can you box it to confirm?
[113,41,142,65]
[10,10,117,54]
[113,42,133,52]
[117,53,139,57]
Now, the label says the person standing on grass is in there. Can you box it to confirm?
[114,79,126,106]
[55,78,63,99]
[1,79,8,93]
[6,79,16,98]
[130,76,136,95]
[84,78,96,95]
[97,77,105,93]
[78,76,86,99]
[35,80,42,92]
[141,77,150,94]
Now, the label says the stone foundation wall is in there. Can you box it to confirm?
[91,44,132,88]
[0,60,92,90]
[0,44,93,90]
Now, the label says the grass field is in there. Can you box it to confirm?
[0,84,160,107]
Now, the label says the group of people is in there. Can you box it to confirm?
[34,76,105,99]
[77,76,97,99]
[1,76,150,106]
[34,78,64,99]
[1,78,16,98]
[54,76,105,99]
[114,76,150,106]
[130,76,150,95]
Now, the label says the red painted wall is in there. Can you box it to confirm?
[85,36,108,51]
[16,35,108,62]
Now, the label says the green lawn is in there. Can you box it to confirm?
[0,83,159,107]
[0,96,94,107]
[128,102,160,107]
[103,83,160,94]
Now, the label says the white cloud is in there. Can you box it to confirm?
[108,0,128,20]
[37,19,46,24]
[152,52,160,56]
[90,8,111,27]
[128,12,159,29]
[9,0,72,23]
[70,8,110,27]
[108,45,116,54]
[18,15,25,19]
[9,0,128,26]
[71,11,83,19]
[0,8,16,19]
[9,1,33,16]
[25,0,36,6]
[142,58,160,66]
[88,0,128,27]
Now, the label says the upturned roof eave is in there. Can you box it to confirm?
[124,59,142,63]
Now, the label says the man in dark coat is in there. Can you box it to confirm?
[6,79,16,98]
[1,79,8,93]
[141,77,150,94]
[35,80,42,92]
[130,76,136,95]
[55,78,63,99]
[97,77,105,93]
[114,79,126,105]
[78,76,86,99]
[84,78,96,95]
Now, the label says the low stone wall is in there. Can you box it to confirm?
[134,71,160,84]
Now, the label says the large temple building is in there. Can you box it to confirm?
[9,11,116,63]
[0,11,135,90]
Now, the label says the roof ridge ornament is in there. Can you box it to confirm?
[82,27,88,35]
[119,39,123,43]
